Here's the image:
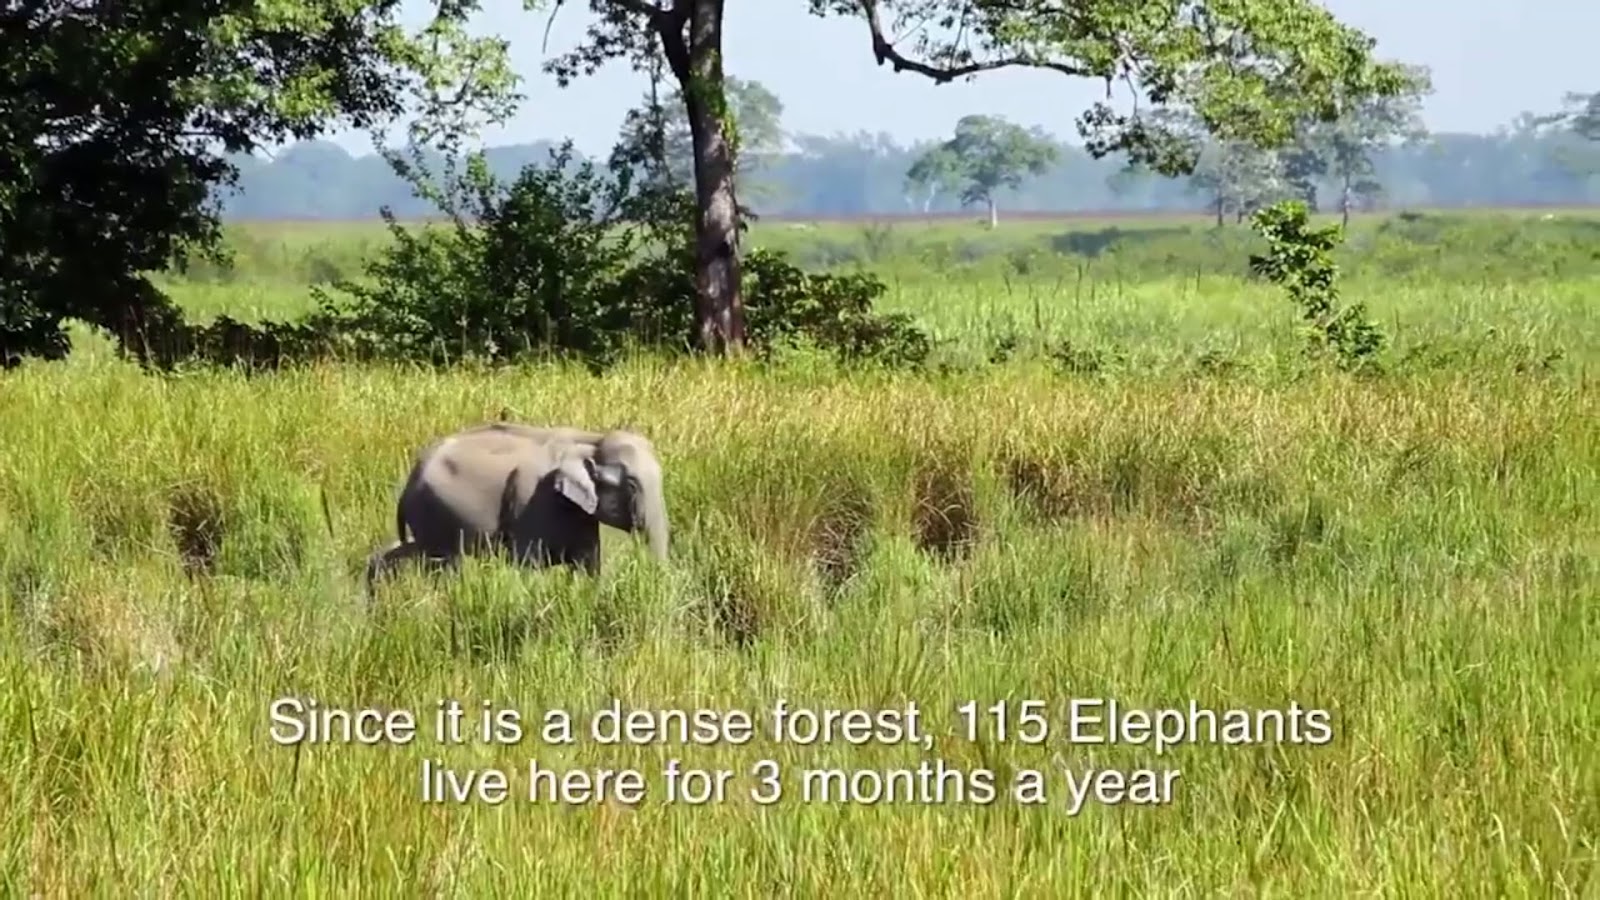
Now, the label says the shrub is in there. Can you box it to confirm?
[299,141,930,371]
[1249,200,1386,371]
[313,145,681,369]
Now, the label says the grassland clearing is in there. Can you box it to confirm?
[1,211,1596,894]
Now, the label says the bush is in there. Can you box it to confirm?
[220,140,933,372]
[1249,201,1386,372]
[742,248,931,367]
[82,132,932,375]
[313,145,686,369]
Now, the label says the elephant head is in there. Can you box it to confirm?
[550,430,669,561]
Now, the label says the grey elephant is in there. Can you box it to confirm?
[364,423,669,591]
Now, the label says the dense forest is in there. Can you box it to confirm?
[223,115,1600,221]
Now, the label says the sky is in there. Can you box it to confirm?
[328,0,1599,157]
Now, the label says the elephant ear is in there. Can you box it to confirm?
[551,453,599,515]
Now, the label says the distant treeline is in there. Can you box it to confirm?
[221,125,1600,221]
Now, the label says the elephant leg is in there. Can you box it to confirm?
[566,515,603,576]
[545,530,601,576]
[502,534,599,576]
[573,540,601,576]
[365,540,452,597]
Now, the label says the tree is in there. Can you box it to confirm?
[1282,63,1432,226]
[1189,139,1292,226]
[1545,91,1600,141]
[615,75,787,205]
[1118,105,1288,225]
[0,0,509,367]
[902,139,964,212]
[201,122,1600,220]
[906,115,1058,227]
[541,0,1417,353]
[1576,94,1600,142]
[1533,90,1600,176]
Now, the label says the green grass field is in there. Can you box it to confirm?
[2,210,1597,895]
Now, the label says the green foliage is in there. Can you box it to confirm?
[0,0,514,368]
[315,142,686,368]
[1189,139,1292,225]
[283,139,932,371]
[805,0,1414,177]
[547,0,1414,184]
[906,115,1059,224]
[1115,105,1292,225]
[1281,64,1433,221]
[1114,62,1430,229]
[616,76,787,194]
[1248,201,1385,370]
[1534,90,1600,177]
[145,210,1600,383]
[1574,93,1600,142]
[539,0,1416,352]
[2,359,1593,892]
[913,115,1061,202]
[741,249,932,367]
[1542,90,1600,143]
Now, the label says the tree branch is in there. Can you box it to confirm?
[544,0,672,53]
[653,0,691,81]
[606,0,672,21]
[856,0,1090,83]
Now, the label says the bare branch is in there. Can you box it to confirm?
[540,1,564,54]
[856,0,1090,83]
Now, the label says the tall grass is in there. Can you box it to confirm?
[1,347,1595,894]
[5,211,1598,894]
[154,211,1600,381]
[174,208,1600,287]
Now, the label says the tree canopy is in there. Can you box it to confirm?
[1281,64,1432,225]
[2,0,1422,366]
[1559,91,1600,141]
[1529,90,1600,176]
[0,0,509,366]
[906,115,1060,227]
[537,0,1417,353]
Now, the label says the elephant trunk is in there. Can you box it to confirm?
[638,483,669,562]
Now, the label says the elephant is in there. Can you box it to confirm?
[364,423,669,592]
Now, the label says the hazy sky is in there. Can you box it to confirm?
[332,0,1597,155]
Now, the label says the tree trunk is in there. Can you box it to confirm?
[1340,175,1352,229]
[1215,197,1224,228]
[660,0,745,355]
[986,195,998,229]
